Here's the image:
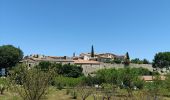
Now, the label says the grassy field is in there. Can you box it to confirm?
[1,87,170,100]
[0,87,91,100]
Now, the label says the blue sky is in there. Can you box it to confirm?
[0,0,170,61]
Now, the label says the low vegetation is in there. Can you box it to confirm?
[1,45,170,100]
[0,63,169,100]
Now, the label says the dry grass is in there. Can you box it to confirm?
[0,91,21,100]
[1,87,170,100]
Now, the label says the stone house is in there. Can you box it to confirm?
[73,59,101,76]
[20,54,74,68]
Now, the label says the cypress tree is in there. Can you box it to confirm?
[124,52,130,66]
[91,45,94,57]
[73,52,76,57]
[126,52,130,60]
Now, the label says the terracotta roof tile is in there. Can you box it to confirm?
[140,76,165,81]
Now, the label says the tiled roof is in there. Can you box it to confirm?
[21,56,74,62]
[140,76,165,81]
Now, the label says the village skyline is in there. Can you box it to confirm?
[1,0,170,61]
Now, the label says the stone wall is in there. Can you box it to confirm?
[82,63,153,75]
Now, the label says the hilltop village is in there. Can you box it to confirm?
[1,45,170,100]
[21,46,153,75]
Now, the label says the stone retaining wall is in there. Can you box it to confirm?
[82,63,153,75]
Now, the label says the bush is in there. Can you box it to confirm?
[113,58,122,64]
[38,62,84,78]
[54,76,83,88]
[133,78,145,89]
[58,64,83,78]
[93,67,149,86]
[56,83,64,90]
[0,77,8,95]
[83,75,99,86]
[145,75,163,99]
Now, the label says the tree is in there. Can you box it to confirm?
[124,52,130,66]
[113,58,122,64]
[91,45,94,58]
[131,58,142,64]
[129,67,152,76]
[38,61,52,71]
[146,75,163,100]
[126,52,130,60]
[83,75,97,86]
[58,64,83,78]
[143,59,150,64]
[73,52,76,57]
[153,52,170,70]
[38,62,83,78]
[131,58,150,64]
[0,45,23,69]
[88,68,146,98]
[101,83,113,100]
[114,68,146,97]
[9,64,54,100]
[77,85,93,100]
[119,68,138,97]
[0,45,23,76]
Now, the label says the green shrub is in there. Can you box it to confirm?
[58,64,83,78]
[0,77,8,95]
[56,83,64,90]
[133,78,145,89]
[54,76,83,88]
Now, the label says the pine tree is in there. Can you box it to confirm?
[91,45,94,58]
